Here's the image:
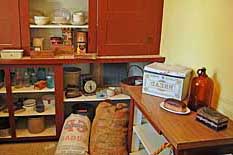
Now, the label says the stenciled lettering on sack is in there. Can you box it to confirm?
[62,135,81,141]
[151,80,175,92]
[64,119,88,132]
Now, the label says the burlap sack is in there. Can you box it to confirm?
[90,101,129,155]
[55,114,91,155]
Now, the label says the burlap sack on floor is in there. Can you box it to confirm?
[55,113,91,155]
[90,101,129,155]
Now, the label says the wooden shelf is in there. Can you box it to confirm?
[0,111,9,117]
[130,150,147,155]
[0,55,165,65]
[12,85,54,93]
[64,93,130,102]
[0,87,6,94]
[0,135,11,139]
[15,103,55,117]
[0,104,55,117]
[30,24,88,29]
[133,123,170,155]
[16,117,56,138]
[16,125,56,138]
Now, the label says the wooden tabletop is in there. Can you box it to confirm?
[124,85,233,150]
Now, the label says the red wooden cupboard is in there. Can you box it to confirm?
[0,0,30,52]
[0,0,21,49]
[97,0,164,56]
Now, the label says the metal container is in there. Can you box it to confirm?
[64,67,81,89]
[72,11,86,25]
[76,42,87,54]
[76,31,87,42]
[27,116,45,134]
[142,62,192,100]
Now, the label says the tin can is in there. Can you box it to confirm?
[50,37,63,45]
[62,28,73,45]
[142,62,192,100]
[76,32,87,42]
[46,75,54,89]
[76,42,86,54]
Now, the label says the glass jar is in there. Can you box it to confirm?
[29,68,37,85]
[14,69,23,89]
[37,68,46,81]
[187,67,214,112]
[72,11,86,25]
[46,75,54,89]
[23,71,31,87]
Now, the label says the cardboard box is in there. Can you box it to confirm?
[142,62,192,100]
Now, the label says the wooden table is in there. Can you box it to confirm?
[125,85,233,155]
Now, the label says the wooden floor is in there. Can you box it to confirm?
[0,141,57,155]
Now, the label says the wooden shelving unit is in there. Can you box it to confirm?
[12,86,55,93]
[30,24,88,29]
[64,93,130,102]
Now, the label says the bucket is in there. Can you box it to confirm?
[64,67,81,89]
[28,116,45,134]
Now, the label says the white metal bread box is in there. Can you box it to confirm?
[142,63,192,100]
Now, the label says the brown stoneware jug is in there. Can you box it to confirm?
[188,67,214,112]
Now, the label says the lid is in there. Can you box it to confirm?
[144,62,192,78]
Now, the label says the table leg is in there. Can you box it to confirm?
[127,99,135,152]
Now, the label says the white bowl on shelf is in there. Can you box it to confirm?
[34,16,50,25]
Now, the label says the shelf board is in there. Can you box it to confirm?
[15,103,55,117]
[0,87,6,94]
[0,104,55,117]
[0,111,9,117]
[133,123,170,155]
[130,150,147,155]
[12,85,55,93]
[64,93,130,102]
[16,125,56,138]
[30,24,88,29]
[0,135,11,139]
[16,117,56,138]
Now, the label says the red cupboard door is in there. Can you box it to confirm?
[0,0,21,49]
[97,0,164,56]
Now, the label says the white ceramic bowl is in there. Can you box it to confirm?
[34,16,50,25]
